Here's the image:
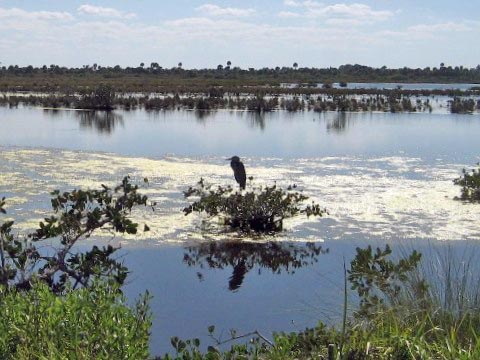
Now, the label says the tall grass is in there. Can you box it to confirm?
[340,243,480,359]
[0,280,151,359]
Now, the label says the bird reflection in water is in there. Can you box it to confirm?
[183,241,328,291]
[76,111,124,134]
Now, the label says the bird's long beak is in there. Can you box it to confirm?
[225,157,232,161]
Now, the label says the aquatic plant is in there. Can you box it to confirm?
[454,164,480,202]
[0,88,475,114]
[450,97,476,113]
[76,84,116,110]
[183,178,326,234]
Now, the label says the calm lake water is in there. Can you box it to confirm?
[332,82,480,91]
[1,105,479,355]
[281,82,479,91]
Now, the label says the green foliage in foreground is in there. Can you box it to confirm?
[0,178,153,359]
[454,164,480,202]
[183,179,326,234]
[0,280,151,360]
[0,176,151,292]
[159,245,480,359]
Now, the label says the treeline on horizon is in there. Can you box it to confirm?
[1,63,480,89]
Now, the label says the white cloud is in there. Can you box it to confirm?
[373,21,477,42]
[284,0,323,8]
[284,0,302,6]
[407,22,472,33]
[77,4,136,19]
[279,2,393,25]
[0,7,73,21]
[311,3,392,21]
[278,11,302,18]
[0,5,478,69]
[196,4,256,17]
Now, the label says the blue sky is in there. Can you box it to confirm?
[0,1,479,68]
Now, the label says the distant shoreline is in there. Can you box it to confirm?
[1,64,480,93]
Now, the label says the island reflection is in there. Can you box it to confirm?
[183,241,328,291]
[76,111,124,134]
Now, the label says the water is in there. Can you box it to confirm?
[1,106,480,355]
[280,82,479,91]
[332,82,480,91]
[0,107,479,160]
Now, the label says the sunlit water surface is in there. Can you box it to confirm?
[0,106,479,354]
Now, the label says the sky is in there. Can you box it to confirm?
[0,0,479,69]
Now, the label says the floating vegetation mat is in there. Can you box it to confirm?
[0,146,478,245]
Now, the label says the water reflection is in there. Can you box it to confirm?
[183,241,328,291]
[326,113,350,133]
[76,111,124,134]
[248,112,266,131]
[194,110,213,122]
[43,109,63,118]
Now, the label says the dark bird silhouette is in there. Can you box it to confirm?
[229,259,247,291]
[227,156,246,190]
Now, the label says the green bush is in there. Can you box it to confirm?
[454,164,480,202]
[450,97,476,114]
[0,178,154,359]
[0,176,151,292]
[77,84,116,110]
[0,280,151,360]
[183,179,326,234]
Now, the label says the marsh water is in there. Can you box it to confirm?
[279,82,479,91]
[332,82,479,91]
[1,105,480,355]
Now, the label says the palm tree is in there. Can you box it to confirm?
[178,62,183,69]
[293,62,298,70]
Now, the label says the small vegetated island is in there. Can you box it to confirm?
[183,178,326,233]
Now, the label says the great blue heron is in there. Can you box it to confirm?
[227,156,246,190]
